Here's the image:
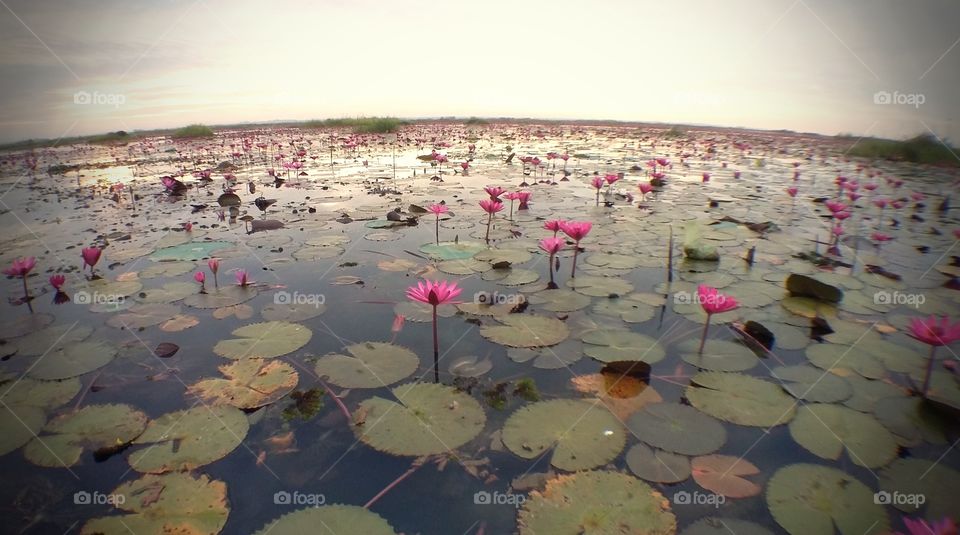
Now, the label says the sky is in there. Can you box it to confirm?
[0,0,957,144]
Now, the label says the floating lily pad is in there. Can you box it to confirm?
[151,241,233,261]
[81,472,229,535]
[567,275,634,297]
[841,374,906,412]
[627,402,726,455]
[135,282,197,304]
[584,253,641,269]
[419,241,486,260]
[393,300,457,322]
[252,505,396,535]
[0,405,45,456]
[435,258,489,275]
[183,285,258,309]
[686,372,796,427]
[692,454,762,498]
[314,342,418,388]
[767,464,888,535]
[581,330,665,364]
[771,365,852,403]
[502,399,624,471]
[571,371,662,420]
[354,383,485,456]
[681,518,773,535]
[480,315,569,348]
[788,404,897,469]
[0,313,54,339]
[213,321,312,359]
[592,297,655,323]
[680,339,758,372]
[187,359,298,409]
[25,404,147,467]
[781,297,837,319]
[12,324,93,356]
[526,289,591,312]
[28,340,118,380]
[518,471,676,535]
[878,458,959,519]
[260,302,326,321]
[447,355,493,377]
[480,267,540,285]
[625,443,691,483]
[873,397,949,447]
[107,303,181,329]
[129,405,249,473]
[0,377,81,411]
[806,343,885,379]
[474,248,533,264]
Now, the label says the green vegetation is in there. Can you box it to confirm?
[514,378,541,402]
[464,117,489,125]
[302,117,403,134]
[172,124,215,138]
[845,133,958,165]
[663,126,687,138]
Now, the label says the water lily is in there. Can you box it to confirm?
[194,271,206,293]
[559,221,592,278]
[480,199,504,245]
[539,237,564,287]
[516,191,531,210]
[49,274,65,291]
[484,186,505,201]
[591,176,604,206]
[81,247,102,276]
[407,279,461,382]
[208,258,220,288]
[428,203,449,244]
[696,285,739,354]
[907,315,960,397]
[787,186,798,198]
[638,182,653,201]
[4,256,36,302]
[544,220,563,237]
[900,516,957,535]
[235,269,252,287]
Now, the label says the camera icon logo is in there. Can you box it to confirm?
[874,491,891,505]
[274,491,291,505]
[873,91,892,105]
[274,291,291,305]
[73,90,92,105]
[673,491,691,505]
[73,291,91,305]
[74,491,91,505]
[674,292,692,305]
[474,491,492,505]
[874,291,891,305]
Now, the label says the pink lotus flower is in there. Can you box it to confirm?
[696,285,740,354]
[605,173,621,185]
[874,198,889,209]
[909,316,960,347]
[733,171,741,179]
[484,186,505,200]
[892,199,905,209]
[516,191,531,210]
[407,279,461,306]
[901,517,957,535]
[4,256,36,278]
[49,274,65,291]
[871,232,893,242]
[208,258,220,273]
[833,211,851,221]
[656,158,669,167]
[825,200,847,213]
[81,247,102,272]
[194,271,205,283]
[560,154,570,161]
[911,192,925,202]
[479,199,503,214]
[460,161,469,171]
[702,173,710,183]
[544,220,563,236]
[503,192,521,201]
[831,224,844,236]
[591,176,605,190]
[848,192,863,202]
[429,204,449,244]
[235,269,252,287]
[560,221,592,242]
[539,237,565,255]
[864,182,878,191]
[639,182,653,194]
[787,186,798,198]
[183,222,193,232]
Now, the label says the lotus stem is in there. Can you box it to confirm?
[435,216,440,245]
[485,213,493,245]
[570,243,580,278]
[698,314,712,355]
[921,345,936,398]
[432,305,440,383]
[364,457,426,509]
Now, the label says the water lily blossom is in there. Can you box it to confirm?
[787,186,798,198]
[560,221,592,278]
[4,256,36,301]
[591,176,604,206]
[484,186,505,200]
[901,517,957,535]
[208,258,220,288]
[49,274,65,291]
[544,220,563,237]
[516,191,531,210]
[407,279,462,382]
[428,203,449,244]
[907,315,960,397]
[696,285,740,354]
[194,271,206,293]
[235,269,252,287]
[539,237,565,286]
[480,199,504,244]
[81,247,102,275]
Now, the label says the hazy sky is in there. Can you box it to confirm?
[0,0,957,144]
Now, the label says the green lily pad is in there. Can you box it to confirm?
[0,313,54,339]
[354,383,485,456]
[24,404,147,467]
[806,343,885,379]
[480,315,569,348]
[691,454,762,498]
[626,402,726,455]
[260,302,326,321]
[518,471,676,535]
[686,372,796,427]
[584,253,641,269]
[474,248,533,264]
[841,374,907,412]
[252,505,396,535]
[788,404,897,469]
[567,275,634,297]
[314,342,419,388]
[767,464,888,535]
[436,259,491,275]
[526,289,591,312]
[150,241,234,261]
[592,297,655,323]
[0,377,82,411]
[135,282,197,304]
[187,359,298,409]
[183,285,258,309]
[625,443,691,483]
[0,405,45,456]
[81,472,229,535]
[771,365,852,403]
[27,340,118,380]
[419,241,486,260]
[107,303,181,329]
[139,261,196,279]
[581,330,665,364]
[11,324,93,356]
[129,405,249,473]
[213,321,312,359]
[502,399,624,471]
[681,518,773,535]
[680,339,758,372]
[393,301,457,322]
[878,458,960,519]
[480,267,540,285]
[873,397,949,447]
